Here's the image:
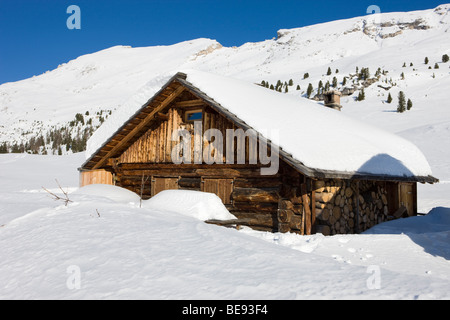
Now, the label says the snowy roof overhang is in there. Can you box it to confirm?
[81,71,438,184]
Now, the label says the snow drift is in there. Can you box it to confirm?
[145,189,236,221]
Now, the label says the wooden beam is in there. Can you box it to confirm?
[154,112,169,121]
[92,85,185,170]
[301,184,312,235]
[174,99,205,107]
[205,217,275,231]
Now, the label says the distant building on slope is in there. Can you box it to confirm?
[323,90,342,111]
[79,71,438,236]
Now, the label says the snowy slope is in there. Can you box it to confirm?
[0,153,449,299]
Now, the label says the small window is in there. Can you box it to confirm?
[185,110,203,123]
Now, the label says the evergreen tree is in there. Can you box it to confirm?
[0,142,8,153]
[425,57,429,64]
[400,72,405,80]
[397,91,406,113]
[276,80,282,88]
[402,62,406,68]
[358,67,370,80]
[335,69,339,74]
[285,86,288,93]
[75,113,84,125]
[11,143,20,153]
[387,92,393,104]
[342,77,347,86]
[332,77,338,88]
[375,68,381,77]
[306,83,314,98]
[270,84,274,90]
[434,63,439,69]
[303,73,309,79]
[326,67,332,76]
[443,54,449,63]
[363,67,370,80]
[357,88,365,101]
[407,99,413,111]
[296,85,301,90]
[318,80,323,89]
[288,79,293,86]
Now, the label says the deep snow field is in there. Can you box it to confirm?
[1,4,450,301]
[0,152,449,300]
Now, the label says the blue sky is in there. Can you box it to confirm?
[0,0,445,84]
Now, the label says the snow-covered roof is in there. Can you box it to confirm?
[84,70,436,182]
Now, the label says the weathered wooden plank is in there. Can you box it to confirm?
[231,201,278,213]
[301,184,312,235]
[232,187,280,203]
[278,209,294,223]
[205,213,276,230]
[175,99,205,107]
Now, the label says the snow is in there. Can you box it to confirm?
[145,190,236,221]
[0,152,449,299]
[74,184,141,203]
[1,4,450,300]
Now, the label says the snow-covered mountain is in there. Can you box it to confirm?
[0,4,449,177]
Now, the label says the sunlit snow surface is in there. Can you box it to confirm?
[0,153,449,299]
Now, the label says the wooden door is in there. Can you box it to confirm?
[201,178,234,205]
[151,177,179,197]
[399,183,414,216]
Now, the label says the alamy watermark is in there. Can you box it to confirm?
[66,265,81,290]
[67,5,81,30]
[366,5,382,25]
[366,265,381,290]
[171,121,279,176]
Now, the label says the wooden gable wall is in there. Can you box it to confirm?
[117,105,238,165]
[115,87,259,166]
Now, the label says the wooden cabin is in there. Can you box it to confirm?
[79,71,438,235]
